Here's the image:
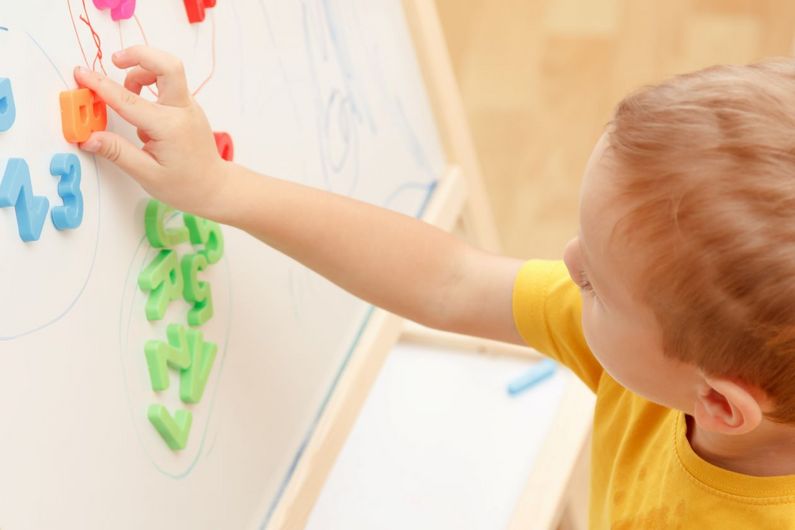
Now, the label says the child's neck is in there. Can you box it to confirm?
[687,415,795,476]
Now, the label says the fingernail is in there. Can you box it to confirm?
[81,138,100,153]
[77,66,90,74]
[112,50,124,60]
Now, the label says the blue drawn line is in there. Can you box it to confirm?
[382,180,436,211]
[26,31,69,89]
[303,3,330,189]
[394,97,434,174]
[415,180,439,219]
[354,4,445,178]
[257,0,302,128]
[321,0,374,132]
[1,29,100,341]
[256,0,310,184]
[303,3,362,195]
[0,27,8,32]
[205,427,221,459]
[323,89,359,183]
[321,0,350,80]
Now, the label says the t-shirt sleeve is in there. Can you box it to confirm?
[512,259,603,392]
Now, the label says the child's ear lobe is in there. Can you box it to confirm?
[692,376,764,435]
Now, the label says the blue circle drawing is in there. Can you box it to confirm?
[0,27,102,341]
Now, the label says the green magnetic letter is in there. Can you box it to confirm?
[138,249,184,321]
[148,404,192,451]
[144,323,192,392]
[180,329,218,403]
[145,199,188,248]
[183,213,224,264]
[182,252,214,327]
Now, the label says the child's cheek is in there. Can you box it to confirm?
[580,299,618,376]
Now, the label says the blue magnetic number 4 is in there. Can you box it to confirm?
[50,153,83,230]
[0,159,49,242]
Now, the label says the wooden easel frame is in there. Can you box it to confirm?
[265,2,593,528]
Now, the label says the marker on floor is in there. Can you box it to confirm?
[507,358,557,396]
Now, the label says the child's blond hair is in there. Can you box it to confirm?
[608,58,795,422]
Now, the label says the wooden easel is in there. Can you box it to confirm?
[267,1,593,528]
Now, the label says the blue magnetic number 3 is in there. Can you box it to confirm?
[0,78,16,132]
[0,159,50,242]
[50,153,83,230]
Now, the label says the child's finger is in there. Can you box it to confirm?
[80,131,159,182]
[74,67,159,130]
[124,67,157,96]
[112,46,190,107]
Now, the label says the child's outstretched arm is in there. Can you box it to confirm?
[75,46,525,344]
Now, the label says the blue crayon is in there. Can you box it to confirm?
[507,359,557,396]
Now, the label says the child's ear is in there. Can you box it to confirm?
[692,375,765,435]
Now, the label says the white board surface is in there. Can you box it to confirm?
[307,342,569,530]
[0,1,445,528]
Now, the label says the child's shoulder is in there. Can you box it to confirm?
[512,259,603,391]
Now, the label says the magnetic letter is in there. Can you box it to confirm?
[184,0,216,24]
[183,214,224,264]
[60,88,107,144]
[144,324,192,392]
[213,132,234,161]
[182,252,214,327]
[180,329,217,403]
[145,199,188,248]
[93,0,136,21]
[148,404,192,451]
[138,250,184,321]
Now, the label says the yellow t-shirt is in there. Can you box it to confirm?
[512,260,795,529]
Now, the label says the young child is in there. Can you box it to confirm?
[75,47,795,528]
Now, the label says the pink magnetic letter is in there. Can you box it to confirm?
[93,0,136,21]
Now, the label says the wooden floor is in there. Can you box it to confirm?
[435,0,795,259]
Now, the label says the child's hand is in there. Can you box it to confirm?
[74,46,227,217]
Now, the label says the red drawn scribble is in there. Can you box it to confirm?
[65,1,218,104]
[67,0,108,76]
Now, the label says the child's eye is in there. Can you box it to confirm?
[578,271,593,292]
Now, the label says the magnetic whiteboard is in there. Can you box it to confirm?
[0,1,445,528]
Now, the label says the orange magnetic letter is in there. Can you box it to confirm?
[59,88,107,144]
